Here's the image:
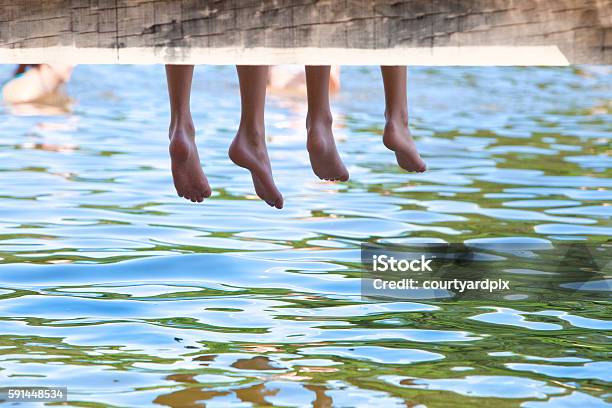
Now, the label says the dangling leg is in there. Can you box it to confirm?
[304,65,349,181]
[229,65,283,209]
[166,64,211,202]
[380,66,426,172]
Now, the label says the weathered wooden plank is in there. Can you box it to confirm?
[0,0,610,65]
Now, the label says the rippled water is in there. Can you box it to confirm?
[0,65,610,407]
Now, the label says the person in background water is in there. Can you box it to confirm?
[2,64,73,105]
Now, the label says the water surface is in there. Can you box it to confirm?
[0,65,610,407]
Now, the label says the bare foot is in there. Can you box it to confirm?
[306,117,349,181]
[228,130,284,209]
[383,119,427,172]
[169,125,211,202]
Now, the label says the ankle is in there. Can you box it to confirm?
[169,116,195,136]
[306,111,333,129]
[236,123,265,146]
[384,110,409,128]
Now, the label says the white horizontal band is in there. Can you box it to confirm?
[0,46,569,66]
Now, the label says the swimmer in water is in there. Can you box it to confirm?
[2,64,73,105]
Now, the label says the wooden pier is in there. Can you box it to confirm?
[1,0,611,65]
